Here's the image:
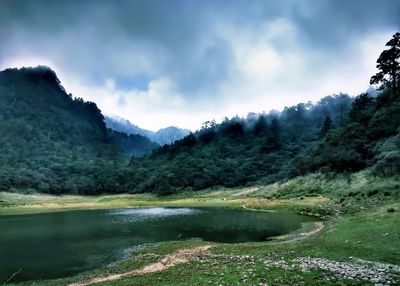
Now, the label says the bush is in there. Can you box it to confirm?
[373,151,400,176]
[367,189,379,197]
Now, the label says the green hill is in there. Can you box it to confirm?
[126,90,400,195]
[0,66,154,194]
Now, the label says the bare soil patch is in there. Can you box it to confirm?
[68,245,212,286]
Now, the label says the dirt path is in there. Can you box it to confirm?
[272,221,325,242]
[241,204,276,212]
[66,221,323,286]
[231,187,260,197]
[68,245,212,286]
[297,221,324,237]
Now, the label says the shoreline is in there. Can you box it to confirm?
[0,191,331,217]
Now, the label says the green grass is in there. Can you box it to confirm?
[102,258,365,286]
[308,203,400,264]
[5,171,397,217]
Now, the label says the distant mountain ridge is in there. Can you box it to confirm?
[105,116,191,145]
[107,129,159,157]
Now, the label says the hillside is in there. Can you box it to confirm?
[105,116,191,145]
[127,90,400,194]
[0,66,153,194]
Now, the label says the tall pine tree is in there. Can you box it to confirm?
[370,32,400,98]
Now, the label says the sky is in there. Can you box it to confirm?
[1,0,399,131]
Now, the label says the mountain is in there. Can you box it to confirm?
[104,116,191,145]
[0,66,154,194]
[104,116,153,138]
[153,126,192,145]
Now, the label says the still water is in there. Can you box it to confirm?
[0,207,313,282]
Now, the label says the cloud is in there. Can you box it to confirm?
[0,0,399,130]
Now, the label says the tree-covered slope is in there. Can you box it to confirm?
[127,89,400,195]
[292,92,400,176]
[127,94,353,194]
[0,67,150,194]
[125,33,400,195]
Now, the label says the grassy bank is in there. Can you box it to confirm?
[0,188,330,216]
[0,191,313,215]
[2,171,398,216]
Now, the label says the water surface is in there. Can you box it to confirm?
[0,207,313,282]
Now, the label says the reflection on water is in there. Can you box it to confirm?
[0,207,314,282]
[107,207,200,223]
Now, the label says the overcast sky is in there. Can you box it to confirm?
[1,0,399,131]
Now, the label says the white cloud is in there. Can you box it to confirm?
[0,17,396,132]
[186,24,393,125]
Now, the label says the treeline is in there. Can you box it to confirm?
[291,92,400,176]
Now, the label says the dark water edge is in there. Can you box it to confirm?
[0,207,314,282]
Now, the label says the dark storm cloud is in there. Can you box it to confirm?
[291,0,400,49]
[0,0,222,93]
[0,0,399,129]
[1,0,399,94]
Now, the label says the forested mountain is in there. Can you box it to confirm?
[105,116,191,145]
[0,66,152,194]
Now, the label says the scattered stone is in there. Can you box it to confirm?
[294,256,400,285]
[190,251,400,285]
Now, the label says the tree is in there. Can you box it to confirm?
[320,116,333,137]
[370,32,400,98]
[349,93,373,123]
[253,115,268,136]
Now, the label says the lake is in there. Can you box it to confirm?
[0,207,314,282]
